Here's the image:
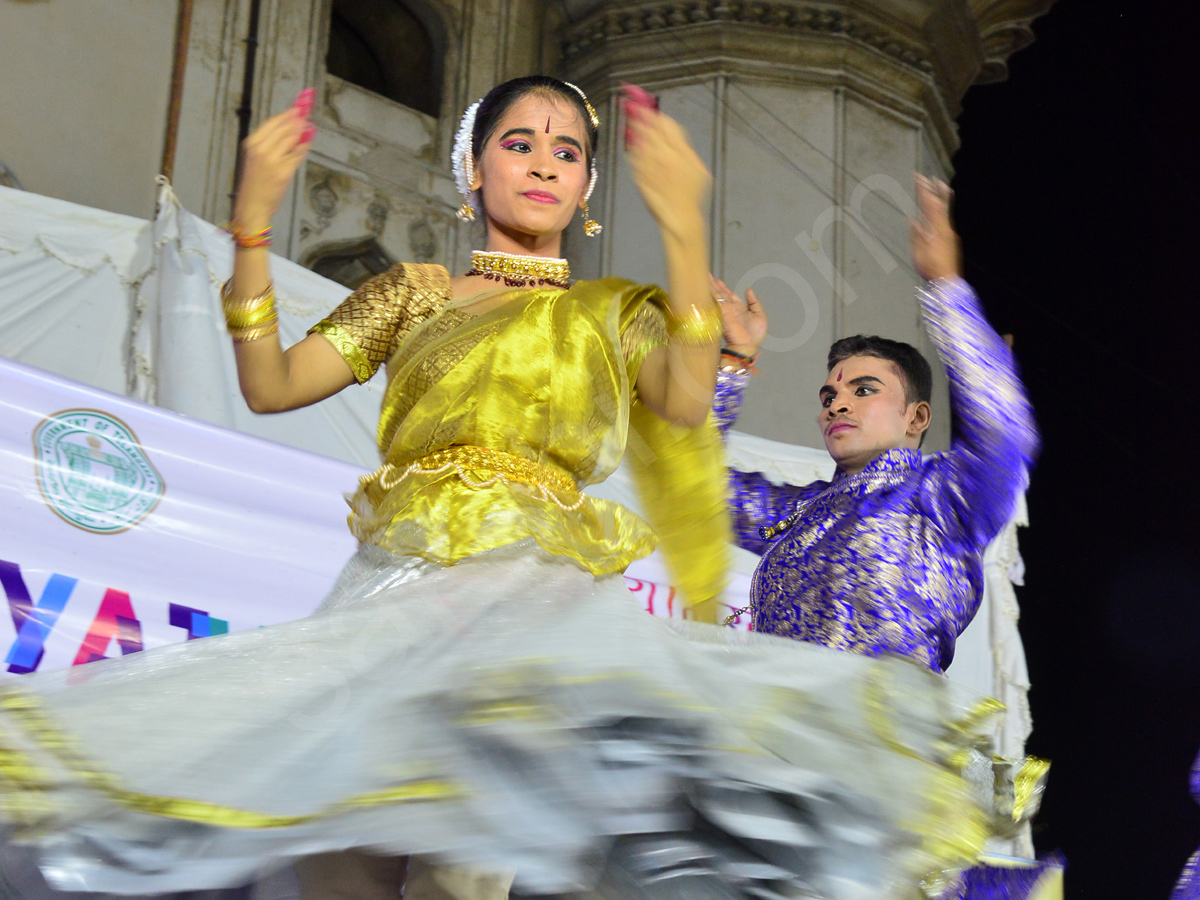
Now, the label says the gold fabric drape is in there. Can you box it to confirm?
[310,266,730,614]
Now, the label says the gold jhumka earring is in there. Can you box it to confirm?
[581,167,601,237]
[581,203,602,237]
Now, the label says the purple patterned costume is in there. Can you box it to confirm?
[715,277,1039,672]
[717,277,1052,895]
[1172,751,1200,899]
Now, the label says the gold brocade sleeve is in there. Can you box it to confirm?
[620,301,668,388]
[619,286,731,623]
[308,263,451,383]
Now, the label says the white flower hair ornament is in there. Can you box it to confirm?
[452,100,481,221]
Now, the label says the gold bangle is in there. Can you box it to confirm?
[220,279,274,308]
[666,303,722,346]
[225,302,278,331]
[221,279,277,331]
[229,319,280,344]
[229,308,278,334]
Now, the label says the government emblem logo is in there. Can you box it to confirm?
[33,409,165,534]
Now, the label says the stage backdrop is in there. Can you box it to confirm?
[0,182,1031,765]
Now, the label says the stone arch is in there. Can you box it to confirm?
[326,0,447,117]
[304,236,397,290]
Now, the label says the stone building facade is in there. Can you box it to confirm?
[0,0,1054,448]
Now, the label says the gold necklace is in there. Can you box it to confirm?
[465,250,570,288]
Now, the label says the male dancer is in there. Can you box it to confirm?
[711,176,1038,672]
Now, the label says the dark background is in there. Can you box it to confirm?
[952,1,1200,894]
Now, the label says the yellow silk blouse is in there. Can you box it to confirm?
[309,263,729,612]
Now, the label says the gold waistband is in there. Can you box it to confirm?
[368,446,583,510]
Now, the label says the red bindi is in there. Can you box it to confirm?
[836,369,843,382]
[545,118,551,133]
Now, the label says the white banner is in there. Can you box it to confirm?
[0,355,364,675]
[0,356,754,678]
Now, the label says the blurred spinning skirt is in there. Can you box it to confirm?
[0,541,999,900]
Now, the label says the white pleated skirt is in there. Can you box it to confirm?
[0,541,998,900]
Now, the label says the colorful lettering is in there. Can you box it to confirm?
[168,603,228,640]
[624,577,676,618]
[72,588,144,665]
[1,559,78,674]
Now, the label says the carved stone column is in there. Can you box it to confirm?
[171,0,552,279]
[558,0,1054,448]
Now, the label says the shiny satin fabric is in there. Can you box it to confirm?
[719,278,1039,670]
[316,266,730,611]
[954,855,1064,900]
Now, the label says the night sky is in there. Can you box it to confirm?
[951,1,1200,893]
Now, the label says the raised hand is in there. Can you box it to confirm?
[710,275,767,358]
[911,174,962,282]
[233,89,317,228]
[623,87,711,238]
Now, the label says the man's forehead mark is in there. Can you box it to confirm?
[836,368,843,382]
[545,117,551,133]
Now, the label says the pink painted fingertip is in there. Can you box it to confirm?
[300,125,317,143]
[620,83,659,111]
[293,88,316,115]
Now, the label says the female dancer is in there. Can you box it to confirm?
[0,77,996,900]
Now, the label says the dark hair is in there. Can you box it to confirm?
[471,76,598,167]
[826,335,932,406]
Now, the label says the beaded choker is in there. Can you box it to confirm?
[465,251,570,288]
